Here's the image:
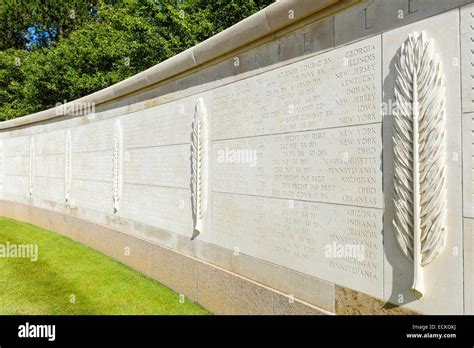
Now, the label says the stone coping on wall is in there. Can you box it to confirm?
[0,0,363,130]
[1,0,468,315]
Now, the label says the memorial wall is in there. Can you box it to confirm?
[0,0,473,315]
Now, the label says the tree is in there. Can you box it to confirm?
[0,0,103,50]
[0,0,273,120]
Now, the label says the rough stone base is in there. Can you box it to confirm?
[335,286,420,315]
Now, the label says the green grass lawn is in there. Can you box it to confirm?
[0,217,209,315]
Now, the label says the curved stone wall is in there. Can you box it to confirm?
[0,0,473,315]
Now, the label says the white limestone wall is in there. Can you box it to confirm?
[0,0,472,315]
[0,94,208,240]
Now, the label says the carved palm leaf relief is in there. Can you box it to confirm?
[190,98,209,240]
[392,31,447,297]
[29,136,35,196]
[113,120,123,214]
[65,130,72,203]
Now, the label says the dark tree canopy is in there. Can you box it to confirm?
[0,0,273,120]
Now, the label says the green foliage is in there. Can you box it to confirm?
[0,0,102,50]
[0,0,273,121]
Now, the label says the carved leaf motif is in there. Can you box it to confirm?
[392,31,447,297]
[190,98,208,238]
[113,120,123,214]
[65,130,72,203]
[29,137,35,196]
